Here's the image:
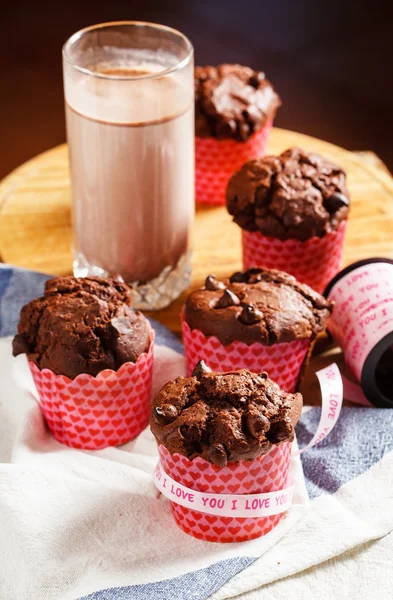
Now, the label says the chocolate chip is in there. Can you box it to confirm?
[246,413,270,438]
[207,443,228,467]
[238,122,250,141]
[153,404,178,426]
[215,289,241,309]
[192,360,212,379]
[239,304,263,325]
[227,119,237,135]
[324,192,349,213]
[249,72,265,88]
[238,396,247,404]
[244,105,260,122]
[229,271,248,283]
[247,268,264,282]
[266,419,293,443]
[254,373,269,386]
[248,273,263,284]
[12,334,30,356]
[204,275,225,291]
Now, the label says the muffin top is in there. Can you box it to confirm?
[151,362,302,465]
[226,147,350,241]
[195,64,281,141]
[12,276,151,379]
[184,268,333,346]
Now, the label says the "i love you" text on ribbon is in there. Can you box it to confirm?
[154,461,295,518]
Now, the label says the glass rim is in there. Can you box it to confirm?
[62,20,194,80]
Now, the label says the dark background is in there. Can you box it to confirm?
[1,0,393,179]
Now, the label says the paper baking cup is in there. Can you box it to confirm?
[158,442,291,543]
[182,316,310,393]
[196,121,272,206]
[325,258,393,408]
[29,331,154,449]
[242,220,347,294]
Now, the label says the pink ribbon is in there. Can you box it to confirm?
[154,461,294,518]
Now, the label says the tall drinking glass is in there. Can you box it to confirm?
[63,22,194,309]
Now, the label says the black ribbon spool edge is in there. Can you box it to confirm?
[324,257,393,408]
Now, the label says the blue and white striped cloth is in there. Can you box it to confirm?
[0,265,392,600]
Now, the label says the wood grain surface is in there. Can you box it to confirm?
[1,128,392,402]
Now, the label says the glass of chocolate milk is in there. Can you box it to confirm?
[63,22,194,309]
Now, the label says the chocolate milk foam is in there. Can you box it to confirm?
[65,66,194,283]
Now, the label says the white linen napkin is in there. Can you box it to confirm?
[0,338,309,600]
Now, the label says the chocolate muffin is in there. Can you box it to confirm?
[195,64,281,141]
[184,268,333,347]
[151,362,303,466]
[226,147,350,241]
[13,276,151,379]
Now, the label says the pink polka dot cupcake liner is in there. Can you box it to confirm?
[158,442,292,543]
[29,329,154,450]
[242,220,347,294]
[195,121,272,206]
[181,314,310,393]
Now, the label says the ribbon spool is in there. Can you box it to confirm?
[325,258,393,408]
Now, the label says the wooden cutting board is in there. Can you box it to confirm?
[1,128,392,400]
